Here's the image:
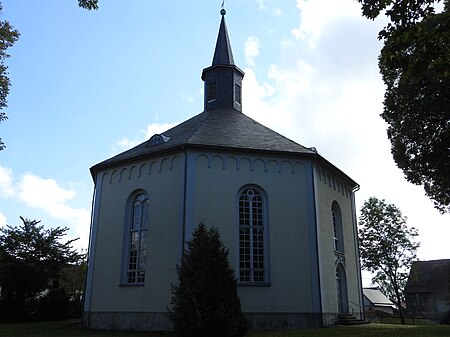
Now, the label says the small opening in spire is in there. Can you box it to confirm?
[235,84,241,104]
[208,82,217,102]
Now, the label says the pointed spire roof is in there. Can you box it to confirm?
[201,9,244,112]
[212,11,235,66]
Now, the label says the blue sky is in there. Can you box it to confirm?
[1,0,448,285]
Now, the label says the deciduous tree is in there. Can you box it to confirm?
[169,223,247,337]
[358,197,420,325]
[357,0,450,213]
[0,217,81,322]
[0,3,19,151]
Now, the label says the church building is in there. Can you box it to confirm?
[83,9,364,331]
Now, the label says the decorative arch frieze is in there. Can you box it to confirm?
[100,155,180,184]
[138,162,148,178]
[195,153,307,175]
[315,165,351,198]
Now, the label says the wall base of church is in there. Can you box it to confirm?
[245,312,323,330]
[83,311,327,332]
[83,311,173,331]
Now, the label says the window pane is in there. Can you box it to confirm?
[239,188,265,284]
[133,200,142,230]
[137,271,145,283]
[141,199,149,229]
[127,193,149,284]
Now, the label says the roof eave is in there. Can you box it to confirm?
[89,143,357,189]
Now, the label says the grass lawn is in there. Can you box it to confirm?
[0,321,449,337]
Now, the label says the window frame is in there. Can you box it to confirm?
[332,201,344,253]
[237,186,270,285]
[121,191,149,286]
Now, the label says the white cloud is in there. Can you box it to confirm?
[241,0,450,270]
[0,168,91,250]
[0,212,6,227]
[0,166,15,198]
[256,0,267,10]
[17,173,91,249]
[244,36,260,67]
[18,174,76,209]
[291,0,361,48]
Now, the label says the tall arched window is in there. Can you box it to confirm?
[126,193,149,284]
[238,187,266,284]
[332,201,344,253]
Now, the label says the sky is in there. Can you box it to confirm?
[0,0,448,286]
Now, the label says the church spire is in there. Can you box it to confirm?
[212,9,235,66]
[201,8,245,112]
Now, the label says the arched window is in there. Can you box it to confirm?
[332,201,344,253]
[126,193,149,284]
[238,187,266,284]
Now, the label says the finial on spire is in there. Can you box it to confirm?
[221,1,226,16]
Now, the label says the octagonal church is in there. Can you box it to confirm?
[83,10,363,331]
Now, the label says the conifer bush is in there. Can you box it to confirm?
[169,223,248,337]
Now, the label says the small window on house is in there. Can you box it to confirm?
[126,193,149,285]
[149,134,170,146]
[332,201,344,253]
[235,83,241,104]
[238,187,267,284]
[208,82,217,102]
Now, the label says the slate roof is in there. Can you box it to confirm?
[363,288,395,307]
[90,10,359,190]
[404,259,450,293]
[211,14,235,66]
[91,108,317,174]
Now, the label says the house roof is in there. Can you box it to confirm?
[90,10,359,190]
[404,259,450,294]
[363,288,395,307]
[91,107,317,173]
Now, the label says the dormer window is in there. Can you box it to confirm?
[149,134,170,146]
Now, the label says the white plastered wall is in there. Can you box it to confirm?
[192,152,317,313]
[87,155,183,313]
[314,164,362,315]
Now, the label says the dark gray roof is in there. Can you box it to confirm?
[91,108,316,174]
[404,259,450,293]
[212,14,234,66]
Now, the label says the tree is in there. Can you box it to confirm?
[0,3,19,151]
[358,197,420,325]
[0,216,81,322]
[169,223,247,337]
[357,0,450,213]
[0,0,97,151]
[78,0,99,10]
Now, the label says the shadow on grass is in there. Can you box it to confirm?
[0,321,449,337]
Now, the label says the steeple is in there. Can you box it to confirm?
[201,9,245,112]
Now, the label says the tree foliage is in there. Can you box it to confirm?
[78,0,99,10]
[357,0,450,213]
[0,3,19,151]
[0,217,82,322]
[169,223,247,337]
[358,197,420,325]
